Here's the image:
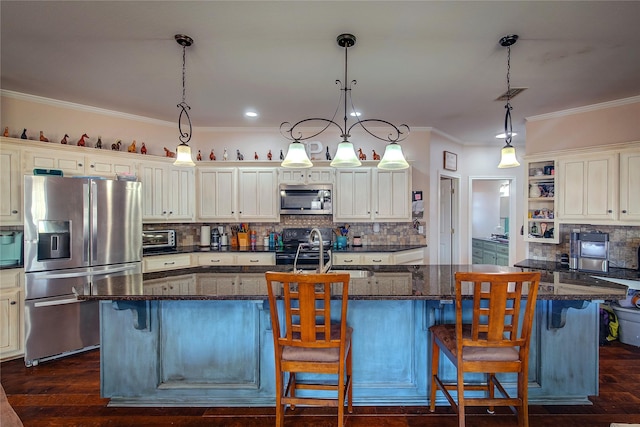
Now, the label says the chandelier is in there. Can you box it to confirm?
[173,34,196,167]
[280,34,410,170]
[497,34,521,168]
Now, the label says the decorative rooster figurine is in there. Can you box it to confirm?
[127,140,137,153]
[209,149,216,161]
[197,150,202,161]
[39,131,49,142]
[3,127,8,137]
[60,134,69,144]
[21,129,28,139]
[140,143,147,154]
[223,148,228,161]
[254,151,259,160]
[95,137,102,149]
[267,150,272,160]
[77,133,89,147]
[163,147,175,157]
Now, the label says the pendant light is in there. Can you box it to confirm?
[280,140,313,168]
[173,34,196,167]
[280,34,409,169]
[497,34,521,168]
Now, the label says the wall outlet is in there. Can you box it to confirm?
[418,225,424,234]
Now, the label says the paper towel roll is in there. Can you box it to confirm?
[200,226,211,246]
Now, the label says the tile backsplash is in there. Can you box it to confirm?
[145,215,427,248]
[528,224,640,269]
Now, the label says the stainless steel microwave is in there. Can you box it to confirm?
[279,185,333,215]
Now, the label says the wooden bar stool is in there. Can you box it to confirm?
[429,271,540,427]
[265,271,353,427]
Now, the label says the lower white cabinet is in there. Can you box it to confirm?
[143,253,193,273]
[145,274,195,295]
[235,253,275,266]
[0,269,24,360]
[333,248,424,266]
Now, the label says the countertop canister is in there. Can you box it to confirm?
[200,226,211,246]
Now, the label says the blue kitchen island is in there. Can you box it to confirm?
[84,264,631,407]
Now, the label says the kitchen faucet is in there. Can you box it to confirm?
[293,228,331,273]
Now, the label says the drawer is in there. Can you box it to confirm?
[235,253,275,266]
[361,253,393,265]
[472,239,484,249]
[495,244,509,255]
[143,253,192,273]
[195,253,236,266]
[393,248,425,265]
[332,253,361,265]
[472,247,483,258]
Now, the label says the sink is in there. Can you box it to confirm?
[591,276,640,290]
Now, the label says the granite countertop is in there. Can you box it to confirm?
[472,237,509,245]
[143,244,427,256]
[514,259,640,280]
[80,264,630,302]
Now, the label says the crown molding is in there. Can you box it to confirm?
[526,95,640,122]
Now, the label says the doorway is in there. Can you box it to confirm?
[439,176,459,264]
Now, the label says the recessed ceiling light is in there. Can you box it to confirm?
[245,111,258,118]
[496,132,517,138]
[350,111,361,117]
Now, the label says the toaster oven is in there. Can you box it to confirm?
[142,230,176,251]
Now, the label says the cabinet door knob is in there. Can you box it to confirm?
[11,210,18,214]
[608,209,613,213]
[622,210,628,213]
[10,301,17,305]
[90,164,95,168]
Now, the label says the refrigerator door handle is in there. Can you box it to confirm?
[29,270,91,280]
[91,180,98,264]
[83,182,91,264]
[34,297,82,308]
[91,263,140,276]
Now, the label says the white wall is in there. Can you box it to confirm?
[471,180,502,239]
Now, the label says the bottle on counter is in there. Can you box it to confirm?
[250,230,257,248]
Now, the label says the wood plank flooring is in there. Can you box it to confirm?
[2,341,640,426]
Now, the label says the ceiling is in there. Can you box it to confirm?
[2,1,640,146]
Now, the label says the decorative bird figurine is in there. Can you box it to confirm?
[61,134,69,144]
[3,127,8,137]
[95,137,102,149]
[112,140,122,151]
[127,140,137,153]
[236,149,244,161]
[358,148,366,160]
[325,146,331,160]
[223,148,228,161]
[140,143,147,154]
[372,149,380,160]
[279,149,284,160]
[254,151,258,160]
[209,149,216,161]
[163,147,175,157]
[77,133,89,147]
[39,131,49,142]
[197,150,202,161]
[21,129,28,139]
[267,150,272,160]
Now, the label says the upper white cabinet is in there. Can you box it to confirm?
[551,143,639,225]
[618,149,640,222]
[334,167,412,222]
[140,160,194,222]
[196,167,279,223]
[0,146,22,225]
[278,167,334,185]
[238,168,279,221]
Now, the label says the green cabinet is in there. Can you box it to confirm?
[472,238,509,266]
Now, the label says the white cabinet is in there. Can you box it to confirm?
[197,167,237,221]
[195,252,236,266]
[144,274,195,295]
[143,253,193,273]
[235,252,275,266]
[278,167,334,185]
[334,169,372,221]
[333,249,424,266]
[373,169,412,221]
[334,168,411,222]
[618,149,640,222]
[557,153,616,222]
[87,155,137,177]
[140,161,194,222]
[393,247,426,265]
[237,168,279,221]
[524,158,559,243]
[25,147,87,176]
[0,146,22,224]
[0,269,24,360]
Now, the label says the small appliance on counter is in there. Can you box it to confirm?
[0,231,23,266]
[577,231,609,273]
[142,229,176,253]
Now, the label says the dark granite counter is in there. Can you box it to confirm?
[82,264,629,301]
[143,244,427,257]
[514,259,640,280]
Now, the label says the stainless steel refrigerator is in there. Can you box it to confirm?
[23,175,142,366]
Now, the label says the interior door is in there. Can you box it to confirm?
[439,177,453,264]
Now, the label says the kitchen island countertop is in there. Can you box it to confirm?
[143,244,427,256]
[83,264,629,301]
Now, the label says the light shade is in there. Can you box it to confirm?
[330,141,361,168]
[498,145,520,168]
[377,142,409,170]
[173,143,196,167]
[281,141,313,168]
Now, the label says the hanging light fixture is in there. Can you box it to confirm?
[497,34,521,168]
[280,34,410,169]
[173,34,196,167]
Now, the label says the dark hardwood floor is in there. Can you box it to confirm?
[2,341,640,426]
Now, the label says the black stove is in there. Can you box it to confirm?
[276,228,333,266]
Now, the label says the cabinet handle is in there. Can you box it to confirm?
[162,211,167,215]
[11,210,18,214]
[90,164,95,168]
[372,259,382,263]
[344,259,353,263]
[250,259,259,263]
[163,261,175,265]
[622,210,627,213]
[608,210,613,213]
[210,259,221,263]
[169,211,173,215]
[78,163,83,167]
[10,301,17,305]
